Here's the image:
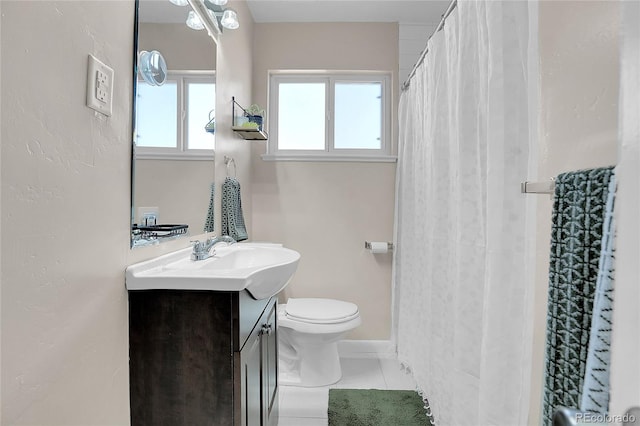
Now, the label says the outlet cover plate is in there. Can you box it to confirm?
[86,54,114,116]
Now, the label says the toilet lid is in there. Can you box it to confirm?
[285,298,359,324]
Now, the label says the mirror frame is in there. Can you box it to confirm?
[130,0,139,249]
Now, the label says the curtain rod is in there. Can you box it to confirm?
[401,0,458,92]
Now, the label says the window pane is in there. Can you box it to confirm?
[187,82,215,150]
[278,83,325,150]
[136,81,178,148]
[334,82,382,150]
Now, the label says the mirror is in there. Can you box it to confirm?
[132,0,217,247]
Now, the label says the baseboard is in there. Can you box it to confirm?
[337,340,397,359]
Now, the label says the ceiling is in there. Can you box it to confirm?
[138,0,451,25]
[245,0,450,24]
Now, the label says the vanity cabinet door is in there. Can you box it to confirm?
[129,290,234,426]
[240,297,279,426]
[261,301,279,426]
[241,329,262,426]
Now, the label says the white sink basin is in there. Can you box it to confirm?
[126,243,300,299]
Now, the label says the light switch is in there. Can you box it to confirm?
[86,54,114,116]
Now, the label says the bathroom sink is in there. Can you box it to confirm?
[126,243,300,299]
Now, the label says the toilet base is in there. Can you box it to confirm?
[279,340,342,387]
[277,300,361,388]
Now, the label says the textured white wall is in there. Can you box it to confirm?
[250,23,398,340]
[1,1,134,423]
[529,2,620,424]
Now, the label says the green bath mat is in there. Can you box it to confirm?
[328,389,432,426]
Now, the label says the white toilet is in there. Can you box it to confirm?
[278,297,361,387]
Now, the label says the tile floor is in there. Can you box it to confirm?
[278,356,417,426]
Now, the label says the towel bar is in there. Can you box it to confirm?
[521,178,555,194]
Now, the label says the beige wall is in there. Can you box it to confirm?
[0,0,254,424]
[1,1,134,423]
[529,2,620,424]
[250,23,399,340]
[138,22,216,71]
[214,0,254,236]
[135,22,217,235]
[134,160,214,233]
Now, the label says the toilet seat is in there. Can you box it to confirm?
[284,298,359,324]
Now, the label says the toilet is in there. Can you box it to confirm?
[278,297,361,387]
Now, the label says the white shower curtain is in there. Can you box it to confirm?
[395,1,537,425]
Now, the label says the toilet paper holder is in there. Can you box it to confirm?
[364,241,394,251]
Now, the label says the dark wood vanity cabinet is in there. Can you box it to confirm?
[129,290,279,426]
[241,299,278,426]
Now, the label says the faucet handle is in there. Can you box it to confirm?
[190,240,203,251]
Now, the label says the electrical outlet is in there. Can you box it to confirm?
[86,54,114,116]
[137,207,159,227]
[95,69,109,102]
[142,213,157,227]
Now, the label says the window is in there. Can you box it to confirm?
[265,73,394,162]
[135,72,215,159]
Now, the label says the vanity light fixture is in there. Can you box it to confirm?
[203,0,239,31]
[220,8,239,30]
[169,0,189,6]
[186,10,205,30]
[183,0,238,37]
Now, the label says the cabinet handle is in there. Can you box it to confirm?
[261,324,272,336]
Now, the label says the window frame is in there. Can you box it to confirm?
[264,72,396,162]
[135,70,215,161]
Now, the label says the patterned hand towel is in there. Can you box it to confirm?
[204,183,215,233]
[221,176,248,242]
[580,171,617,414]
[542,166,614,425]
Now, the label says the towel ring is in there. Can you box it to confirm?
[224,155,237,178]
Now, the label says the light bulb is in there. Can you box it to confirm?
[186,10,204,30]
[169,0,189,6]
[221,8,239,30]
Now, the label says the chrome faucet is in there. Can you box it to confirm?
[190,235,237,261]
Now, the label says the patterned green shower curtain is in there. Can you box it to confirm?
[542,166,615,425]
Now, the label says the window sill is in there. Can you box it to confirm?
[135,151,215,161]
[261,154,397,163]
